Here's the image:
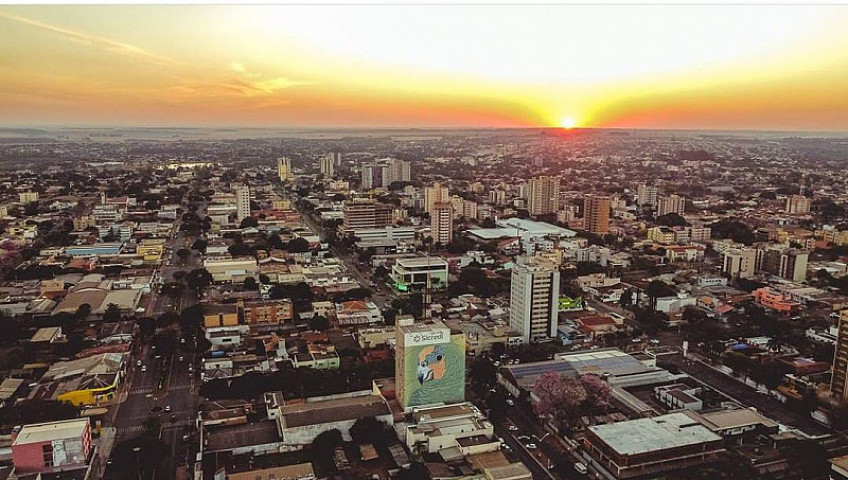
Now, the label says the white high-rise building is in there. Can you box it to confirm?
[509,257,560,343]
[277,157,294,182]
[657,194,686,216]
[785,195,811,215]
[528,176,560,216]
[637,184,658,208]
[431,202,453,245]
[361,164,378,190]
[385,158,411,186]
[320,154,335,178]
[425,183,450,214]
[236,185,251,222]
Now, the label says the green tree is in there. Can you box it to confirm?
[104,303,122,322]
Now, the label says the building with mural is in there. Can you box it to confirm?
[395,318,465,409]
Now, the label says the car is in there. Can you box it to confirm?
[165,405,171,412]
[525,443,537,449]
[170,414,177,422]
[136,360,142,367]
[649,339,660,345]
[141,366,147,372]
[517,435,531,441]
[574,462,588,474]
[506,399,514,406]
[507,425,519,432]
[179,356,184,362]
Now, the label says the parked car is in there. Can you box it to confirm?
[574,462,588,474]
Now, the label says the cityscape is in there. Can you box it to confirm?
[1,4,848,480]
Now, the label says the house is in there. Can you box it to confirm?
[334,301,383,326]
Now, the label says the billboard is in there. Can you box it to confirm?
[401,333,465,408]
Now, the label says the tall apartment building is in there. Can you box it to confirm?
[489,189,507,206]
[329,152,342,166]
[722,248,756,279]
[235,185,251,222]
[277,157,294,182]
[425,182,450,214]
[361,163,379,190]
[583,195,611,234]
[342,199,392,231]
[785,195,812,214]
[320,154,335,178]
[779,249,809,282]
[386,158,411,185]
[528,176,560,216]
[509,257,560,343]
[657,194,686,216]
[832,312,848,399]
[636,184,658,208]
[430,202,454,246]
[450,196,477,219]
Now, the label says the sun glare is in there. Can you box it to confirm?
[561,117,576,129]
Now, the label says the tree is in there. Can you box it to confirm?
[532,372,588,430]
[109,436,167,480]
[176,248,191,266]
[104,303,122,322]
[311,429,344,473]
[179,304,205,334]
[0,400,77,426]
[655,213,689,227]
[286,237,311,253]
[75,303,92,321]
[308,314,330,332]
[619,289,634,308]
[191,239,207,253]
[243,276,259,291]
[349,416,389,445]
[186,268,213,295]
[239,216,259,228]
[645,280,674,310]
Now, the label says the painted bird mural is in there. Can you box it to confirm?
[417,344,446,384]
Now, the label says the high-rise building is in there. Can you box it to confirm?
[832,312,848,399]
[636,184,658,208]
[329,152,342,166]
[722,248,756,279]
[583,195,611,234]
[430,202,453,246]
[425,182,450,214]
[320,154,335,178]
[528,176,560,216]
[509,257,560,343]
[395,317,465,409]
[277,157,294,182]
[489,189,507,206]
[361,163,379,190]
[236,185,251,222]
[779,249,809,282]
[785,195,811,214]
[342,199,392,231]
[386,158,411,186]
[657,194,686,216]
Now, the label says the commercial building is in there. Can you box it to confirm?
[636,184,657,208]
[509,257,560,343]
[19,191,39,204]
[12,419,92,473]
[656,194,686,216]
[780,249,809,282]
[278,157,294,182]
[584,413,725,479]
[242,299,294,327]
[395,318,466,409]
[583,195,611,234]
[30,353,124,406]
[342,199,392,231]
[785,195,811,214]
[235,185,251,222]
[430,201,453,246]
[528,176,560,216]
[403,403,497,456]
[276,392,393,446]
[390,256,449,292]
[204,256,260,283]
[425,182,450,214]
[722,248,757,279]
[320,154,335,178]
[204,304,240,328]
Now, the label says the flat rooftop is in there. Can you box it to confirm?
[279,394,390,429]
[203,420,280,453]
[555,348,649,377]
[13,419,89,445]
[588,412,722,457]
[395,257,448,268]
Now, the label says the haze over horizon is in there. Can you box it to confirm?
[3,4,848,131]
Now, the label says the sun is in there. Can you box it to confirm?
[560,117,576,129]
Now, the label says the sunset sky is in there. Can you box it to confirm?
[2,5,848,130]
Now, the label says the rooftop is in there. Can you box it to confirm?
[279,394,390,429]
[588,412,722,456]
[13,419,89,446]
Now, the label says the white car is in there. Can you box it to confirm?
[574,462,588,474]
[507,425,519,432]
[506,399,514,406]
[525,443,537,449]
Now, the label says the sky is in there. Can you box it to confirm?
[2,4,848,131]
